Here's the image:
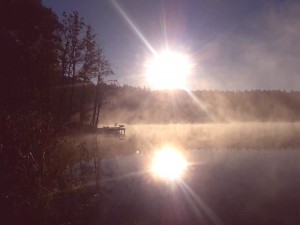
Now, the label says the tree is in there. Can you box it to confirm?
[0,0,60,112]
[0,2,115,224]
[57,12,72,122]
[79,25,99,122]
[58,11,85,119]
[90,48,114,127]
[57,12,113,124]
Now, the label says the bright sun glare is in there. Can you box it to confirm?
[151,148,188,180]
[146,51,192,90]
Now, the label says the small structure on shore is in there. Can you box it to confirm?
[98,124,126,136]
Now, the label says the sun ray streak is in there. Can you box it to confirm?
[159,1,168,49]
[180,180,224,225]
[110,0,156,55]
[184,88,216,122]
[178,182,207,222]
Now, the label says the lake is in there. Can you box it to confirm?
[93,123,300,225]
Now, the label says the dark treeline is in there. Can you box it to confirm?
[101,86,300,123]
[0,0,114,224]
[0,0,113,125]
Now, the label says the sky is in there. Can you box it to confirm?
[43,0,300,90]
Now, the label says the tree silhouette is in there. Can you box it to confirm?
[0,0,60,112]
[0,2,114,223]
[79,25,99,122]
[90,48,114,127]
[64,11,85,119]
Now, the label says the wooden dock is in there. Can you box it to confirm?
[98,124,126,135]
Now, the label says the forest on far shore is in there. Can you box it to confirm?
[100,86,300,124]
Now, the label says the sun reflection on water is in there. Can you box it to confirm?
[151,147,188,180]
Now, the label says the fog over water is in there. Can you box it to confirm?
[65,123,300,224]
[67,123,300,224]
[116,123,300,150]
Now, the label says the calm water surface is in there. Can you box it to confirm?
[99,149,300,225]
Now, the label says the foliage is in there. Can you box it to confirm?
[0,0,60,112]
[0,1,113,224]
[100,86,300,123]
[0,111,70,224]
[57,11,113,124]
[0,110,111,224]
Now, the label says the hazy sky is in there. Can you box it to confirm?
[43,0,300,90]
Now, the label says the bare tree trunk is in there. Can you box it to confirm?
[90,76,100,127]
[95,100,101,127]
[79,78,86,123]
[58,53,67,123]
[69,60,76,120]
[90,93,98,127]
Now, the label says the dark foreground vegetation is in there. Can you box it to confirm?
[0,0,116,224]
[1,1,300,225]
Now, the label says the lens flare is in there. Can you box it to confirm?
[151,147,188,180]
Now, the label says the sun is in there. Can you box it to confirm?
[151,147,188,180]
[145,50,192,90]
